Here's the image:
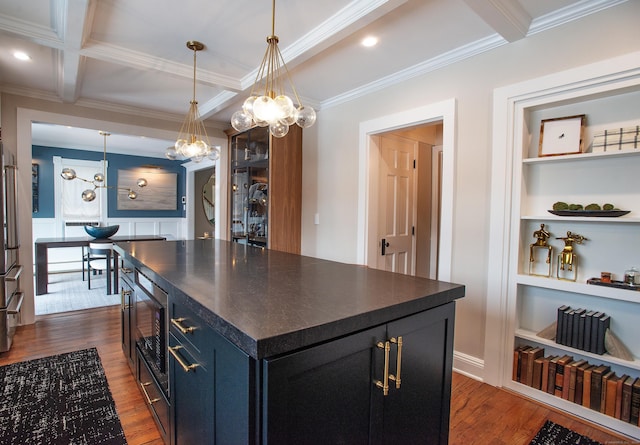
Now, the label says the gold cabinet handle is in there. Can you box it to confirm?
[171,317,196,334]
[121,267,133,274]
[389,336,403,389]
[375,341,391,396]
[168,345,200,373]
[120,288,131,310]
[140,381,160,405]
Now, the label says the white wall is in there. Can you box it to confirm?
[299,1,640,380]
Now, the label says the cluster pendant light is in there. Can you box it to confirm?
[167,41,221,163]
[61,131,147,202]
[230,0,316,137]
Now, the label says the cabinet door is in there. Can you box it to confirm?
[264,325,387,445]
[169,332,214,445]
[382,302,455,445]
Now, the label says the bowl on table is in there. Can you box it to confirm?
[84,224,120,239]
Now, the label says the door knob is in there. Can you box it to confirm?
[381,238,390,255]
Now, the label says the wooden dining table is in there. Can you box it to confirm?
[34,235,166,295]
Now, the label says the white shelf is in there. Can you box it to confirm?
[504,380,640,440]
[521,215,640,223]
[516,274,640,304]
[523,149,640,164]
[515,328,640,372]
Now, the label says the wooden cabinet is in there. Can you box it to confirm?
[228,125,302,254]
[490,55,640,440]
[264,303,455,445]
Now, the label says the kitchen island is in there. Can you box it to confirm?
[115,239,465,445]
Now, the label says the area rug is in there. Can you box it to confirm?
[0,348,127,444]
[529,420,603,445]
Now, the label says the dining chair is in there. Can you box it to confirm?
[87,242,115,294]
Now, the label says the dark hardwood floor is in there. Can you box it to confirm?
[0,305,635,444]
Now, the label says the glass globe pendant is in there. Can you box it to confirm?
[82,189,97,202]
[170,41,214,162]
[230,0,316,138]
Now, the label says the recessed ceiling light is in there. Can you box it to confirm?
[13,51,31,61]
[361,36,378,48]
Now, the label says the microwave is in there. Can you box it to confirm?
[134,269,168,392]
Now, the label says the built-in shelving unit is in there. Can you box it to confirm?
[489,53,640,440]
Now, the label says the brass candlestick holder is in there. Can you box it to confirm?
[529,224,553,277]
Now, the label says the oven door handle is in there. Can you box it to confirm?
[168,345,200,373]
[7,292,23,315]
[140,382,160,405]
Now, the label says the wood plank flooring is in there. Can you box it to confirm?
[0,305,635,444]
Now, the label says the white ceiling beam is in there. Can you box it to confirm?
[55,0,92,102]
[462,0,531,42]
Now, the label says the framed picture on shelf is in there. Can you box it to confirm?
[538,114,586,157]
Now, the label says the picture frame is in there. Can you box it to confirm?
[538,114,586,157]
[117,170,177,210]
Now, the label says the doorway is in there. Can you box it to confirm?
[374,125,442,279]
[358,99,456,282]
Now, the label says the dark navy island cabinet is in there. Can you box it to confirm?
[115,240,464,445]
[265,302,455,445]
[168,290,455,445]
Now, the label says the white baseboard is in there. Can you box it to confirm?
[453,350,484,382]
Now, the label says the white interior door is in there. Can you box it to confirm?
[376,135,416,274]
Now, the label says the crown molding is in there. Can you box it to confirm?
[528,0,628,35]
[321,34,506,110]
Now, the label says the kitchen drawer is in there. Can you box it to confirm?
[120,258,135,284]
[168,293,212,358]
[137,349,170,442]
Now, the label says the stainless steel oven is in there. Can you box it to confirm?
[134,269,168,396]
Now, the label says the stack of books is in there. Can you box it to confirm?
[555,305,610,354]
[513,345,640,426]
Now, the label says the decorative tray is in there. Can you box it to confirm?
[587,277,640,291]
[548,210,630,217]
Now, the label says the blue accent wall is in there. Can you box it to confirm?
[32,145,185,218]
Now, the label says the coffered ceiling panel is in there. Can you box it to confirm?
[0,0,628,157]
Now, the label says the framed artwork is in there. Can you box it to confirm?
[117,170,177,210]
[538,114,586,157]
[32,163,39,213]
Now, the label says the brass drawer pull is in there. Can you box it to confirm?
[171,317,196,334]
[120,288,131,310]
[375,341,390,396]
[140,381,160,405]
[389,336,403,389]
[168,345,200,373]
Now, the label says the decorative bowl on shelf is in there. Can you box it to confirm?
[548,209,630,217]
[84,224,120,239]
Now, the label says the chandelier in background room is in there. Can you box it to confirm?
[230,0,316,137]
[60,131,147,202]
[166,41,221,163]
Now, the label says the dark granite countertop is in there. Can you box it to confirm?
[115,239,465,359]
